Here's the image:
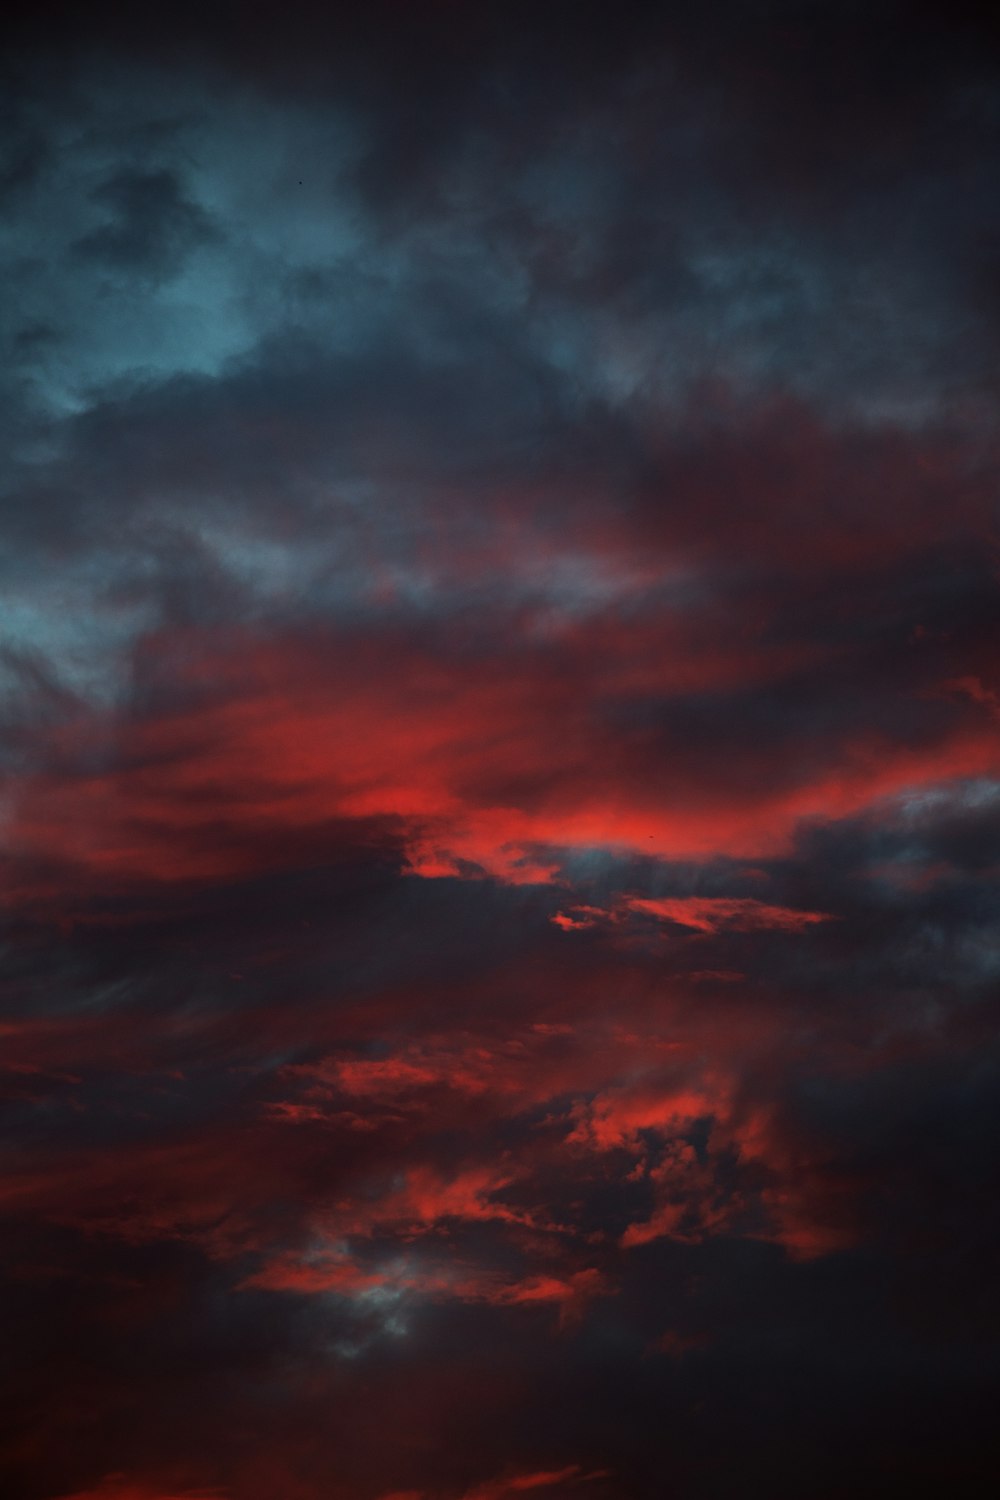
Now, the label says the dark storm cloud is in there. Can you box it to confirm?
[2,3,1000,1499]
[3,807,1000,1500]
[73,168,217,278]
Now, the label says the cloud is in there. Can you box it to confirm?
[3,5,1000,1499]
[554,895,831,933]
[460,1467,590,1500]
[53,1478,227,1500]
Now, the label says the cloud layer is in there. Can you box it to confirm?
[2,4,999,1498]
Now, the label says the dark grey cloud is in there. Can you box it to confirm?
[73,167,217,277]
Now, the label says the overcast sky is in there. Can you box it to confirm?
[2,4,1000,1498]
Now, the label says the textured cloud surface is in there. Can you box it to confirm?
[3,4,1000,1498]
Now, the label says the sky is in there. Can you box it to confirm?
[2,3,999,1497]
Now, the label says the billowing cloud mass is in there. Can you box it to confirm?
[2,3,999,1497]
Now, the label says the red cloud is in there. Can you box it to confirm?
[5,614,997,914]
[239,1251,394,1296]
[624,896,831,932]
[53,1478,226,1500]
[553,896,830,934]
[379,1467,605,1500]
[461,1466,590,1500]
